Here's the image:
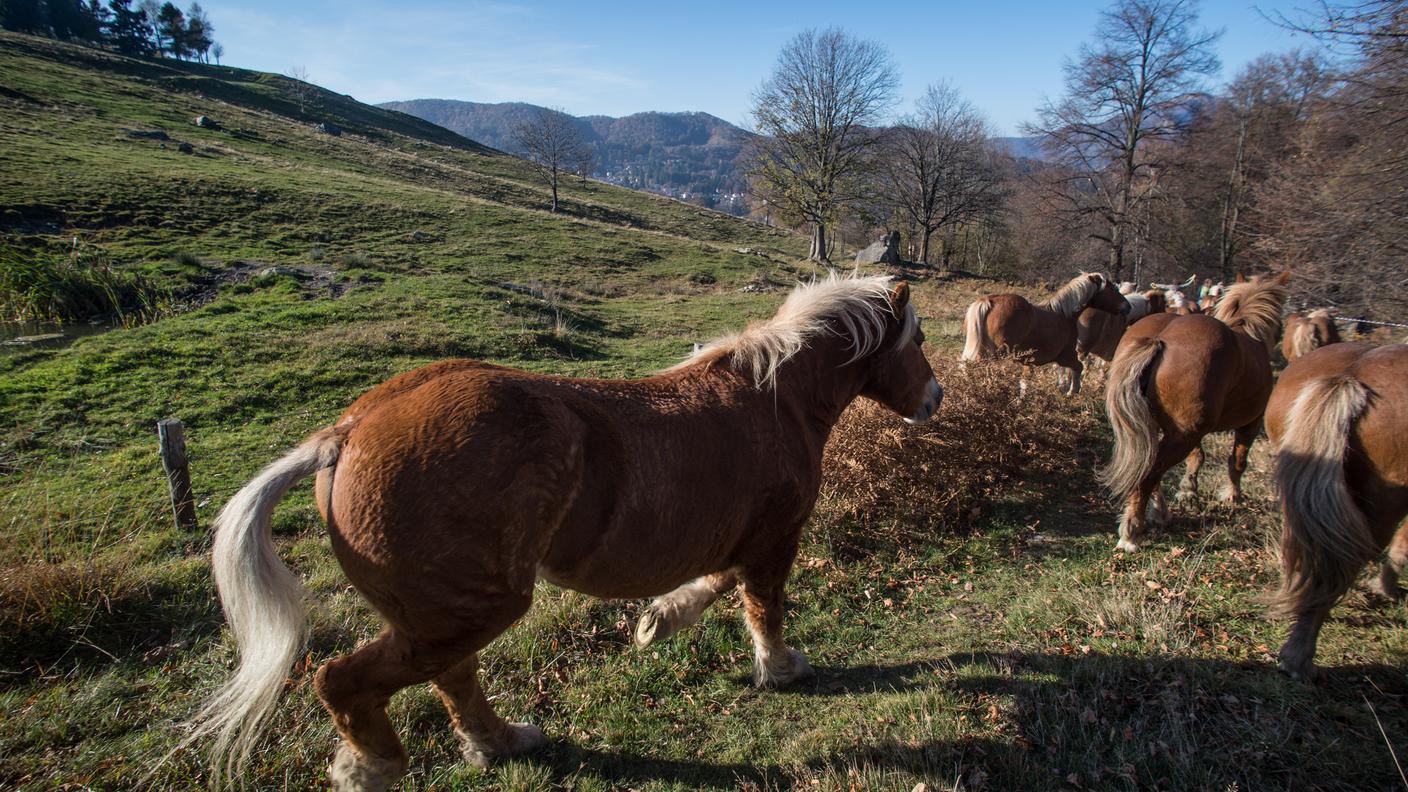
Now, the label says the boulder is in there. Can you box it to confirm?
[854,231,902,266]
[315,122,342,137]
[177,142,194,154]
[127,129,169,140]
[194,115,221,129]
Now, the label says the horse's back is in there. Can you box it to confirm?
[986,293,1073,363]
[1138,314,1271,433]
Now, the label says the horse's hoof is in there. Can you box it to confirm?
[754,648,813,689]
[329,743,406,792]
[634,605,669,647]
[460,723,547,769]
[1175,487,1197,503]
[1277,657,1318,683]
[1115,538,1140,553]
[1218,485,1241,503]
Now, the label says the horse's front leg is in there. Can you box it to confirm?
[635,570,738,647]
[738,538,812,688]
[1057,349,1083,396]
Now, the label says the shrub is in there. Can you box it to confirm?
[815,354,1102,555]
[0,243,171,325]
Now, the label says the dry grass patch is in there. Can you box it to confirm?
[817,354,1102,553]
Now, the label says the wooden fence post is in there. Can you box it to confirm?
[158,418,198,531]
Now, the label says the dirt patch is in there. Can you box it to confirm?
[177,259,350,309]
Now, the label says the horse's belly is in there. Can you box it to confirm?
[537,526,733,599]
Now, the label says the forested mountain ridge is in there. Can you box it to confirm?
[381,99,755,214]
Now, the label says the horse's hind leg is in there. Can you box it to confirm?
[1220,421,1260,503]
[1118,437,1197,552]
[1372,522,1408,602]
[738,540,811,688]
[316,631,466,792]
[635,570,738,647]
[1176,444,1204,503]
[433,651,546,768]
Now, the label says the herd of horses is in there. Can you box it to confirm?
[182,272,1402,791]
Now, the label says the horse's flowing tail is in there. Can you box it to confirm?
[1287,317,1319,360]
[1098,337,1164,500]
[1269,375,1375,619]
[184,428,344,787]
[960,298,992,361]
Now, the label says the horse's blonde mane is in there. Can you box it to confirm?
[677,273,917,389]
[1042,272,1107,317]
[1212,275,1289,350]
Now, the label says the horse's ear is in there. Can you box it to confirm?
[1235,272,1247,283]
[888,281,911,310]
[1276,271,1291,285]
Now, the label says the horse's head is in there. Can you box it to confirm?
[1143,289,1168,314]
[858,281,943,424]
[1089,275,1132,317]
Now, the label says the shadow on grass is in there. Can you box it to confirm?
[494,650,1408,790]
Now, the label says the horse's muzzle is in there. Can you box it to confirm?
[905,378,944,424]
[1120,301,1133,316]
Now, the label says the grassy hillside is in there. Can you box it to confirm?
[1,32,1405,792]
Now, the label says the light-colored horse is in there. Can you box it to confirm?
[1101,273,1290,552]
[961,272,1130,395]
[1281,309,1342,362]
[1153,276,1200,315]
[1266,342,1408,679]
[186,275,942,790]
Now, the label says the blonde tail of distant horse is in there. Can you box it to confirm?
[1287,318,1320,361]
[1269,376,1375,620]
[183,428,344,787]
[960,298,992,362]
[1098,337,1164,501]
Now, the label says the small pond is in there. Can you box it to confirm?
[0,319,114,353]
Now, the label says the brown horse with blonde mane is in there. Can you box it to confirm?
[961,272,1130,394]
[1077,289,1168,362]
[1281,309,1342,363]
[1266,342,1408,679]
[184,275,941,791]
[1101,272,1290,552]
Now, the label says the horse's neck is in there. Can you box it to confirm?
[769,342,870,438]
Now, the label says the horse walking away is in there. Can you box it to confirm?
[183,274,942,791]
[1266,342,1408,679]
[1282,309,1342,362]
[961,272,1130,395]
[1100,272,1290,553]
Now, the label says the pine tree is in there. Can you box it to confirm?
[105,0,153,54]
[0,0,46,33]
[155,0,182,57]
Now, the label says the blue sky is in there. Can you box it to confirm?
[198,0,1320,136]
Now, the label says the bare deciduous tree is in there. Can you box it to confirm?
[1027,0,1220,280]
[748,28,899,263]
[287,65,315,114]
[512,106,586,212]
[878,83,1007,268]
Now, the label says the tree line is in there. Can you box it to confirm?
[1,0,220,63]
[747,1,1407,321]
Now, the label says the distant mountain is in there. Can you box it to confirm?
[380,99,756,215]
[994,136,1045,161]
